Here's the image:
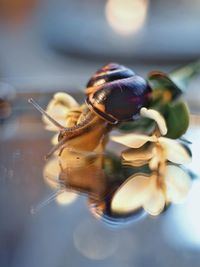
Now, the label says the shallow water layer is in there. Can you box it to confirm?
[0,92,200,267]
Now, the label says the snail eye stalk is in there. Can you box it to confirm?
[28,98,65,130]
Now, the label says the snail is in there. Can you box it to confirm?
[29,63,152,158]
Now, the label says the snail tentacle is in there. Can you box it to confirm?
[29,98,65,130]
[29,98,96,135]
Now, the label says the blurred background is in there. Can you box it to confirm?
[0,1,200,267]
[0,0,200,93]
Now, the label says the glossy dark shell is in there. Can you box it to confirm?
[86,63,152,123]
[86,63,134,89]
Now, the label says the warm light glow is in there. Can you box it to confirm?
[105,0,149,35]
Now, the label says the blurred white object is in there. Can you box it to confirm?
[105,0,149,35]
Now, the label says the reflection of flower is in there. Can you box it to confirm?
[111,108,192,216]
[111,165,192,216]
[43,156,78,206]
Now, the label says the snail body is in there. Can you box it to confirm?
[29,63,152,157]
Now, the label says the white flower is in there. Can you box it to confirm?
[112,133,191,168]
[110,108,192,216]
[43,92,79,131]
[140,107,167,135]
[111,165,192,216]
[42,92,82,147]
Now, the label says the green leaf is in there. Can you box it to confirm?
[165,99,190,139]
[118,71,190,136]
[147,72,190,138]
[148,71,183,102]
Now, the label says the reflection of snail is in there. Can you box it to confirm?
[29,63,152,158]
[43,138,192,225]
[43,148,146,225]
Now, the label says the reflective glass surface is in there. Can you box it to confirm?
[0,91,200,267]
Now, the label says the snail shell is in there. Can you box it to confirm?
[86,63,152,124]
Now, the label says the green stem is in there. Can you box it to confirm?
[169,60,200,92]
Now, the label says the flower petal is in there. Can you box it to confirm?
[140,107,168,135]
[159,137,192,164]
[53,92,79,109]
[111,174,151,214]
[43,92,79,131]
[51,133,59,145]
[43,157,60,188]
[165,165,192,204]
[143,176,165,216]
[123,160,150,167]
[122,146,153,167]
[56,191,78,205]
[149,155,160,171]
[111,133,157,148]
[122,147,153,162]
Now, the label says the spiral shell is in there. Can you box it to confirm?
[86,63,134,89]
[86,63,152,124]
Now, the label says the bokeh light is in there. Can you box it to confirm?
[105,0,149,35]
[73,219,119,260]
